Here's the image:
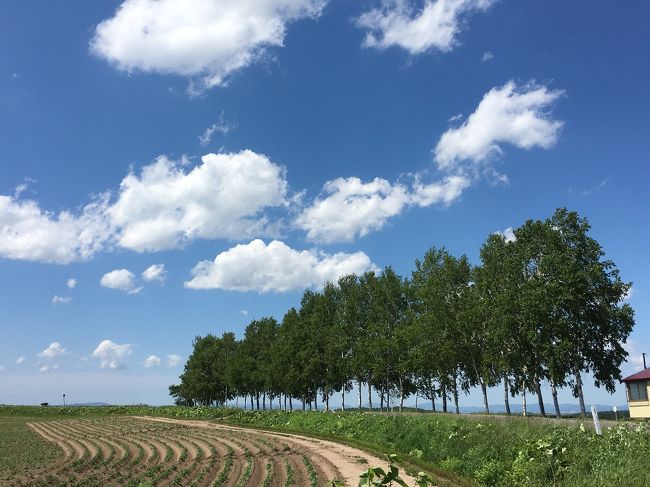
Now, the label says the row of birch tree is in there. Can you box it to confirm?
[170,208,635,417]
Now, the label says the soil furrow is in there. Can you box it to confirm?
[28,422,73,460]
[133,416,416,486]
[22,415,412,487]
[37,421,88,461]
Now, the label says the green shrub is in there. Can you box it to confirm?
[474,460,506,487]
[219,410,650,487]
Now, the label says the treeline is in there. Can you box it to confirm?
[170,208,634,417]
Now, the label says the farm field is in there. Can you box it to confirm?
[0,415,417,487]
[2,406,650,486]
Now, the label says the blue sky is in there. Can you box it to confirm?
[0,0,648,407]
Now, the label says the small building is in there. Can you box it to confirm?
[622,368,650,419]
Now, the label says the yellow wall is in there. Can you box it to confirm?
[628,381,650,419]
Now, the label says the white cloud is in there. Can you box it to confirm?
[296,175,469,243]
[410,174,470,207]
[52,295,73,306]
[38,342,67,359]
[14,183,28,199]
[623,340,646,372]
[185,239,377,292]
[100,269,142,294]
[199,112,237,146]
[481,50,493,61]
[143,354,161,368]
[0,366,5,372]
[91,0,326,93]
[108,150,288,252]
[67,278,77,289]
[142,264,166,283]
[239,310,249,317]
[0,193,112,264]
[166,354,182,367]
[297,177,410,243]
[435,81,564,171]
[14,177,36,198]
[16,356,25,365]
[39,364,59,373]
[0,85,563,259]
[622,286,635,302]
[92,339,134,369]
[357,0,494,55]
[495,226,516,243]
[1,150,289,263]
[0,85,565,262]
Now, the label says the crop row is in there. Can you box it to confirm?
[20,417,344,487]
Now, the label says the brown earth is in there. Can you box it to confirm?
[135,416,419,486]
[19,415,420,487]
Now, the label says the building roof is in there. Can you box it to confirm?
[622,368,650,382]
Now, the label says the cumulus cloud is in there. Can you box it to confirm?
[91,0,326,93]
[16,356,25,365]
[294,83,561,247]
[39,364,59,373]
[435,81,564,171]
[166,354,182,367]
[0,193,112,264]
[67,278,77,289]
[199,112,237,146]
[143,354,161,368]
[52,295,73,306]
[142,264,166,283]
[296,177,410,243]
[410,175,470,207]
[185,239,377,292]
[100,269,142,294]
[108,150,288,252]
[92,340,134,369]
[357,0,495,55]
[0,83,564,261]
[38,342,67,359]
[0,150,288,263]
[296,175,469,243]
[494,226,516,243]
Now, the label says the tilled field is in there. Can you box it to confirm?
[15,416,406,487]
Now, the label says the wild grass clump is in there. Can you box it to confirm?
[221,410,650,487]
